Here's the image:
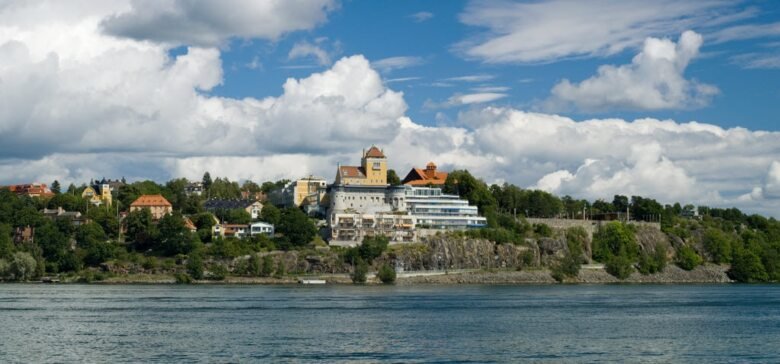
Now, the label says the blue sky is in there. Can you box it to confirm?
[1,0,780,216]
[211,0,780,131]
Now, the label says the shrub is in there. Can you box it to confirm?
[703,228,734,264]
[351,259,368,284]
[676,246,702,271]
[533,223,553,237]
[728,250,768,282]
[593,222,638,262]
[142,256,158,270]
[174,273,192,284]
[638,244,668,275]
[377,264,396,284]
[186,254,204,280]
[209,263,228,281]
[8,252,39,281]
[248,255,261,276]
[261,255,274,277]
[605,254,633,280]
[273,260,286,278]
[521,250,535,267]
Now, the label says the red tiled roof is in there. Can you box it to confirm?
[130,194,172,207]
[364,146,385,158]
[339,165,366,179]
[183,218,197,231]
[402,163,448,186]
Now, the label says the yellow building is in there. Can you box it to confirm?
[335,146,387,186]
[294,176,327,206]
[81,184,112,207]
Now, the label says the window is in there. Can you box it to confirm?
[372,162,381,170]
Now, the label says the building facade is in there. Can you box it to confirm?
[328,147,486,246]
[335,146,387,186]
[130,194,173,220]
[7,183,54,198]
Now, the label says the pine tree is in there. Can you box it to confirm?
[51,180,61,194]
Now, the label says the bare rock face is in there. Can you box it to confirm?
[635,226,671,255]
[385,236,538,271]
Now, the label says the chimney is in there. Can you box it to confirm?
[425,162,437,179]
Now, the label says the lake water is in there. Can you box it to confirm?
[1,284,779,363]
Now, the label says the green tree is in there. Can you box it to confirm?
[274,260,286,278]
[702,228,734,264]
[358,235,389,264]
[260,203,281,226]
[226,209,251,224]
[75,222,107,247]
[248,255,261,276]
[592,222,638,262]
[277,208,317,247]
[187,253,204,279]
[638,243,668,275]
[377,264,396,284]
[552,227,586,281]
[82,241,115,266]
[261,255,274,277]
[51,180,61,194]
[35,222,71,272]
[351,258,368,283]
[202,172,213,192]
[728,249,768,282]
[444,170,497,214]
[125,208,156,249]
[0,223,13,259]
[158,212,200,256]
[606,254,634,279]
[7,252,37,281]
[676,245,703,271]
[387,169,401,186]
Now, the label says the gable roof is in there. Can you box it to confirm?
[364,146,385,158]
[402,163,449,186]
[130,194,172,207]
[339,165,366,179]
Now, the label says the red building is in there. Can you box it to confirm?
[6,183,54,198]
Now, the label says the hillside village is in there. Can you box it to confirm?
[0,145,779,284]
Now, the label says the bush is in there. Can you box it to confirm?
[351,259,368,284]
[7,252,37,281]
[377,264,396,284]
[186,254,204,280]
[605,254,633,280]
[273,260,286,278]
[728,250,768,282]
[358,235,389,264]
[174,273,192,284]
[209,263,228,281]
[248,255,261,276]
[533,223,553,237]
[593,222,638,262]
[261,255,274,277]
[703,228,734,264]
[638,244,668,275]
[519,250,535,269]
[142,256,158,270]
[676,246,702,271]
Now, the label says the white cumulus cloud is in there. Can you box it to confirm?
[546,31,718,112]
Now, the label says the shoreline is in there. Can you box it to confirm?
[14,264,733,285]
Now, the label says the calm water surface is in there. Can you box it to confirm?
[1,284,779,363]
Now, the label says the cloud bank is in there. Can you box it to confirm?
[1,2,780,217]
